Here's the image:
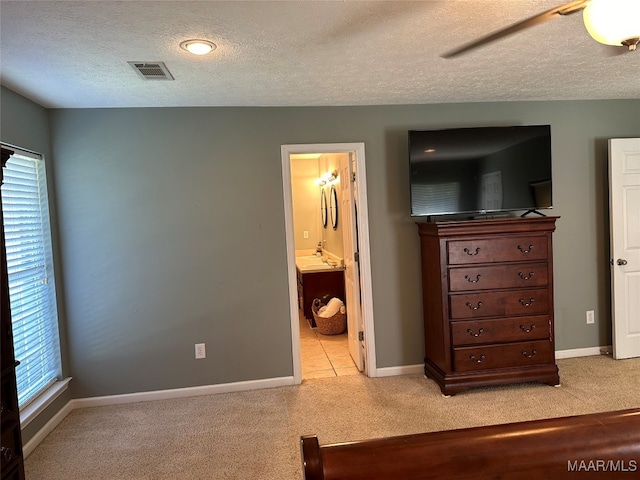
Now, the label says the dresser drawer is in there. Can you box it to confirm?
[1,421,22,473]
[450,289,549,319]
[2,463,24,480]
[451,315,550,346]
[1,374,19,427]
[452,340,553,372]
[449,263,548,292]
[447,236,548,265]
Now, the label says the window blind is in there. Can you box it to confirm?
[2,149,61,408]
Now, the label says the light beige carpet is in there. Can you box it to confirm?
[25,355,640,479]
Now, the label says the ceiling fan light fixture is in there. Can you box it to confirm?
[180,39,217,55]
[583,0,640,49]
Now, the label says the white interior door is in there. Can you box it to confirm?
[338,153,364,371]
[609,138,640,360]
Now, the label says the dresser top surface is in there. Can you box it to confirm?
[417,216,558,237]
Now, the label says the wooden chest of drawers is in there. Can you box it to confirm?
[417,217,560,395]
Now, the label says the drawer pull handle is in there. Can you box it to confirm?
[463,247,481,256]
[521,349,537,358]
[518,271,534,280]
[1,446,13,462]
[464,274,481,283]
[519,298,535,307]
[466,301,483,311]
[519,324,536,333]
[467,328,485,337]
[518,244,534,254]
[470,354,486,363]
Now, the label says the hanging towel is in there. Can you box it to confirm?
[318,297,344,318]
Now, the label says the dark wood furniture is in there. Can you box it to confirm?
[300,408,640,480]
[417,217,559,395]
[297,268,345,328]
[1,147,26,480]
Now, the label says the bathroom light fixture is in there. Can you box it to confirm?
[315,170,338,186]
[180,39,217,55]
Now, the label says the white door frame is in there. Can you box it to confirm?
[281,143,377,383]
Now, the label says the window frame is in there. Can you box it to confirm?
[1,144,63,410]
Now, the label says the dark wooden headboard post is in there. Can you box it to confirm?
[1,146,12,179]
[1,146,27,479]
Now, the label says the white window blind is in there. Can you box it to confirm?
[2,147,61,408]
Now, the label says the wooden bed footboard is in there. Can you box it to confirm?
[301,408,640,479]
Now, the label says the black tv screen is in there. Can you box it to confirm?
[409,125,552,218]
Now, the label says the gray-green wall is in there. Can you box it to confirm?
[3,86,640,404]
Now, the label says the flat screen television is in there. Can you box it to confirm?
[409,125,552,219]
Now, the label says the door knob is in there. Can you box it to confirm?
[617,259,628,266]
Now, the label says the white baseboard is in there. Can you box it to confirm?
[72,376,296,408]
[555,346,612,359]
[376,364,424,377]
[23,399,74,458]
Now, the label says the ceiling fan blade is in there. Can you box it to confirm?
[441,0,589,59]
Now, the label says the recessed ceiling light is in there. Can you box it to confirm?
[180,39,217,55]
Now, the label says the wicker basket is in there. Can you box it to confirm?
[312,298,346,335]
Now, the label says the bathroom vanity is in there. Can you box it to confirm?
[296,256,345,327]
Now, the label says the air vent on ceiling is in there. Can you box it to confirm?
[128,61,174,80]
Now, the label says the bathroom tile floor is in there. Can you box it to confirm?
[299,312,360,379]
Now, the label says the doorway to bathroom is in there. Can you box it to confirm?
[281,143,376,383]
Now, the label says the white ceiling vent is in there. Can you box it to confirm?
[128,62,174,80]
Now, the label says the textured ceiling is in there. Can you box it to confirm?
[1,0,638,109]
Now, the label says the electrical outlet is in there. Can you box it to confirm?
[303,230,309,239]
[195,343,206,359]
[586,310,595,325]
